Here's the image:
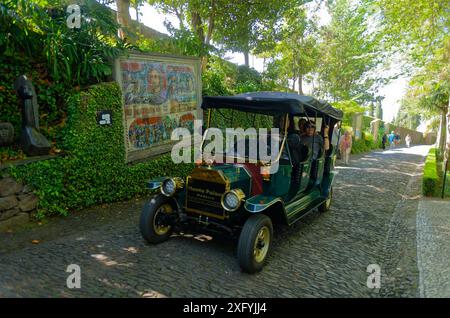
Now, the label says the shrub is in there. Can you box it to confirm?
[422,148,439,197]
[350,132,378,154]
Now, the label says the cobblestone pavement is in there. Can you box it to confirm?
[0,146,430,297]
[417,199,450,297]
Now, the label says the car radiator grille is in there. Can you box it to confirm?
[185,178,226,219]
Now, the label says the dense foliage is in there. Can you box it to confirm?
[0,0,130,162]
[331,100,366,126]
[9,83,194,218]
[1,0,128,86]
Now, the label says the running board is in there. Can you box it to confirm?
[285,189,325,225]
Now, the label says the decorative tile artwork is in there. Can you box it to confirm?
[115,54,202,162]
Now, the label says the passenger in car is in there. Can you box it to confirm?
[298,118,308,136]
[300,121,329,160]
[274,115,302,165]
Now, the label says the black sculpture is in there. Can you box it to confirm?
[14,75,51,156]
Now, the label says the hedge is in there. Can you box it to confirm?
[9,82,194,218]
[351,132,379,154]
[422,148,439,197]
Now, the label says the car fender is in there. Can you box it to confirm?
[244,195,288,225]
[147,177,168,190]
[147,193,182,212]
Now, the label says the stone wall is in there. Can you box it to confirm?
[424,132,437,145]
[356,115,431,145]
[0,174,38,231]
[385,123,425,145]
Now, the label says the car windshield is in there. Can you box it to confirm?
[202,109,287,163]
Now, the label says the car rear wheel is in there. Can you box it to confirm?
[140,194,175,244]
[237,214,273,274]
[318,186,333,212]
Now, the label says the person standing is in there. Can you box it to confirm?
[395,133,401,147]
[339,130,352,165]
[382,132,387,150]
[405,134,412,148]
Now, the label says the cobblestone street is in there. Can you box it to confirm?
[0,146,433,297]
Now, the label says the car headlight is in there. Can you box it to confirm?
[221,189,245,212]
[161,178,183,197]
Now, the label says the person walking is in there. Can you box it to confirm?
[388,131,396,148]
[405,134,412,148]
[382,133,387,150]
[339,130,352,165]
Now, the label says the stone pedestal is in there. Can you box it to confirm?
[0,122,14,146]
[352,113,363,141]
[0,175,37,231]
[370,119,381,143]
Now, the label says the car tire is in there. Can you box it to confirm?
[237,214,273,274]
[318,186,333,212]
[140,194,175,244]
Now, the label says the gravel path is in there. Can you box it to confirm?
[0,146,430,297]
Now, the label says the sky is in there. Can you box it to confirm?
[128,3,412,128]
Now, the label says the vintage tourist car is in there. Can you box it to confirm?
[139,92,343,273]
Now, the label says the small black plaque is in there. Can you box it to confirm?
[97,110,112,126]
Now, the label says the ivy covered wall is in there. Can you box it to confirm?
[10,82,193,219]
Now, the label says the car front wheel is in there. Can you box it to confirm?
[237,214,273,274]
[140,194,175,244]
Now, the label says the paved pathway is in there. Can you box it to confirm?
[0,146,431,297]
[417,199,450,297]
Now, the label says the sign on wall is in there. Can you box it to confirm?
[114,53,202,162]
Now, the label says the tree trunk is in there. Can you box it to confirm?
[191,11,205,44]
[116,0,131,40]
[244,51,250,67]
[292,78,296,91]
[201,56,208,72]
[298,75,303,95]
[445,99,450,165]
[135,3,139,22]
[437,108,447,157]
[190,9,209,72]
[205,0,216,46]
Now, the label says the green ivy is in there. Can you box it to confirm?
[9,82,194,219]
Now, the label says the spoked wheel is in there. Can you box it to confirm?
[254,226,270,263]
[237,214,273,274]
[140,195,175,243]
[318,186,333,212]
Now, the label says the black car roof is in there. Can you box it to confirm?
[202,91,343,120]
